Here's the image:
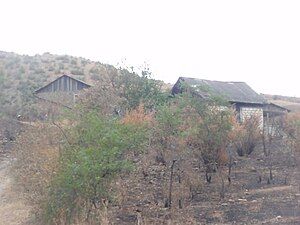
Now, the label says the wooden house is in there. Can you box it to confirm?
[172,77,289,129]
[34,74,91,108]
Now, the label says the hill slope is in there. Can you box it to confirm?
[263,94,300,112]
[0,51,120,117]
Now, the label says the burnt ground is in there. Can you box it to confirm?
[0,120,299,224]
[111,139,300,225]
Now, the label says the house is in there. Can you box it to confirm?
[34,74,91,108]
[172,77,289,129]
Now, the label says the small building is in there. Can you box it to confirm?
[263,103,290,136]
[172,77,289,129]
[34,74,91,108]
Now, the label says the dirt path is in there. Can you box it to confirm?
[0,153,30,225]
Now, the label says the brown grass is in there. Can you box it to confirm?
[12,122,61,223]
[0,158,30,225]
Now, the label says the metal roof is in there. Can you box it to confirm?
[174,77,267,104]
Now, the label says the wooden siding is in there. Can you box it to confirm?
[36,75,90,94]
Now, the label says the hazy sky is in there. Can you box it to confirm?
[1,0,300,96]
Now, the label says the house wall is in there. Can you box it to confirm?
[35,75,90,108]
[240,106,264,129]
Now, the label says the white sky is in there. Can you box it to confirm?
[0,0,300,96]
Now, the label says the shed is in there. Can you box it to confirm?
[34,74,91,108]
[172,77,267,128]
[35,74,91,94]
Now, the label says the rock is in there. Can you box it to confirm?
[251,200,258,203]
[221,203,228,206]
[228,199,234,203]
[238,198,247,202]
[276,216,282,220]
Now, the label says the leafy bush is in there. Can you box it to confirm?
[71,68,84,75]
[45,111,148,224]
[90,73,101,81]
[116,69,168,110]
[70,59,77,65]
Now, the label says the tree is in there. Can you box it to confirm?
[115,66,168,111]
[152,91,235,207]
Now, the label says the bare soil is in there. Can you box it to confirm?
[0,153,30,225]
[0,127,299,224]
[110,140,300,224]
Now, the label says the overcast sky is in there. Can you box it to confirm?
[0,0,300,96]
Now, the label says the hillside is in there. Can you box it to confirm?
[0,51,120,117]
[0,51,299,225]
[262,94,300,112]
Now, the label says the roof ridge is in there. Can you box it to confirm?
[179,77,246,83]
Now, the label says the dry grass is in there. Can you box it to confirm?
[11,122,62,224]
[0,157,31,225]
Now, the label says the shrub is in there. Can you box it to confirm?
[284,112,300,153]
[71,59,77,65]
[116,69,168,110]
[90,73,101,81]
[48,66,55,71]
[232,116,261,156]
[151,93,235,206]
[44,111,148,224]
[70,68,84,75]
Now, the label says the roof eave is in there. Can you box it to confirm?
[34,74,92,93]
[229,100,265,105]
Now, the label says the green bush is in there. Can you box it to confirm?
[45,111,148,224]
[70,68,84,75]
[116,69,168,110]
[70,59,77,65]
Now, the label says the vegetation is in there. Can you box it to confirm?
[115,67,169,110]
[40,77,246,224]
[1,51,298,224]
[45,112,149,224]
[0,51,121,118]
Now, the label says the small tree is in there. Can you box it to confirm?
[153,92,235,206]
[115,66,168,111]
[154,98,187,208]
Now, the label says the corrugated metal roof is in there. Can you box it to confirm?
[175,77,266,104]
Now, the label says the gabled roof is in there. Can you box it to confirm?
[172,77,266,104]
[34,74,91,94]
